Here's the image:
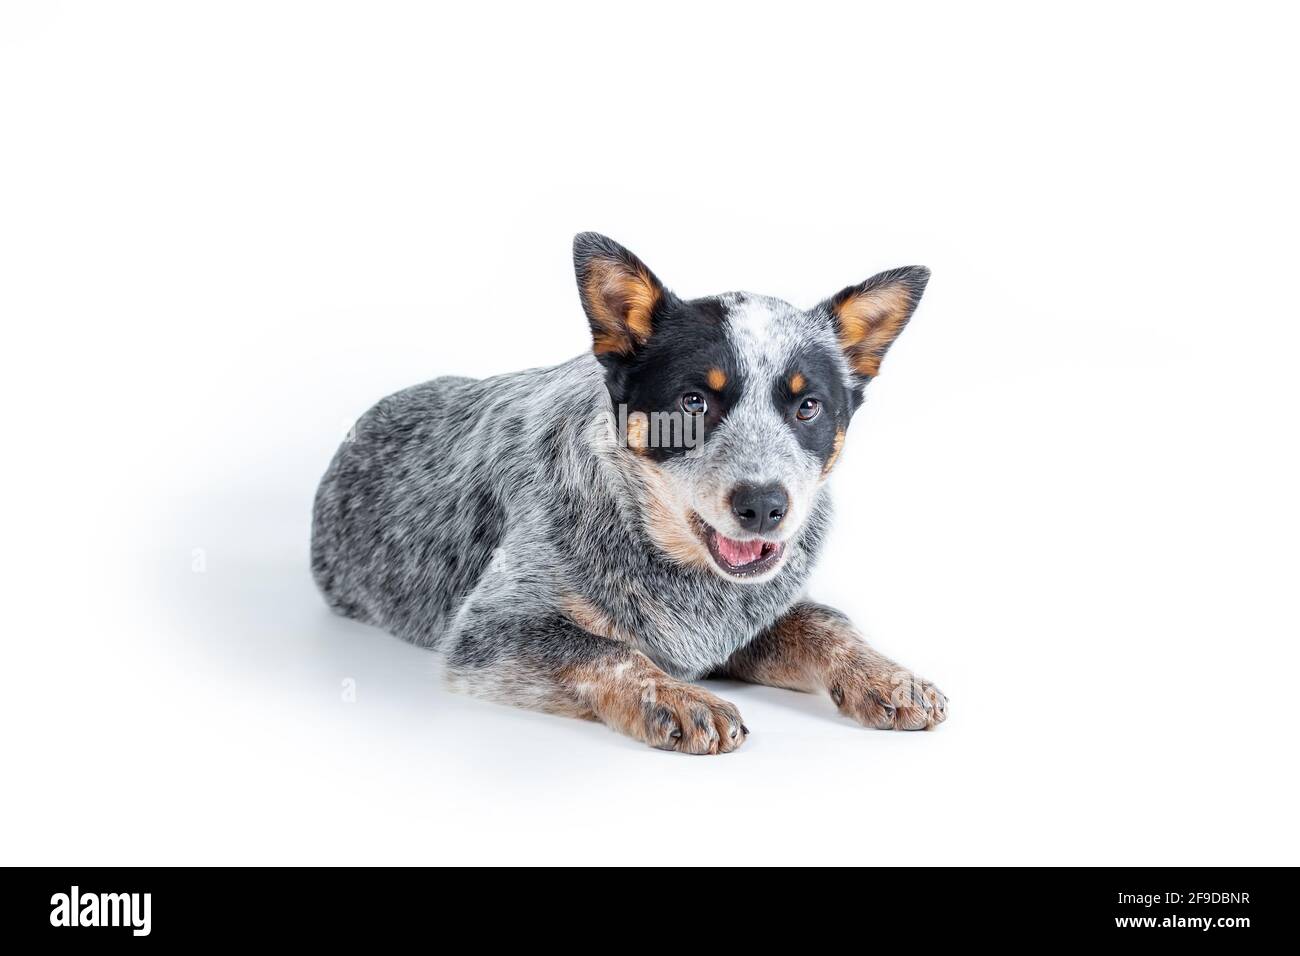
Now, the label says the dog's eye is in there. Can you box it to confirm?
[680,392,708,416]
[796,397,822,422]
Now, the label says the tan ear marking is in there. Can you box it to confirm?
[832,271,924,377]
[585,262,661,356]
[706,367,727,391]
[834,284,914,377]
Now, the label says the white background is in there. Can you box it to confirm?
[3,1,1297,865]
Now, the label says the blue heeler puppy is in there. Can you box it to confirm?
[312,233,946,754]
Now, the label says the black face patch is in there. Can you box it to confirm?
[600,295,741,462]
[771,342,857,470]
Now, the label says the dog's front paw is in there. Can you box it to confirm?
[827,661,947,731]
[638,680,748,755]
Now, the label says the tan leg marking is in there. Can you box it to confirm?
[561,651,747,754]
[560,594,635,644]
[722,604,946,731]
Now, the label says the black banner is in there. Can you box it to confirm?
[4,867,1289,944]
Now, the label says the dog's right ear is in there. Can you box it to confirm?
[573,233,668,358]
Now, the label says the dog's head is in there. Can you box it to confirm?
[575,232,928,583]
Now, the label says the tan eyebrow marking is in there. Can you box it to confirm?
[706,367,727,391]
[789,372,807,393]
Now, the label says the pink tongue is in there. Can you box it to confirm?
[716,534,765,567]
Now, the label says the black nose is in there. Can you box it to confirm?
[730,482,789,534]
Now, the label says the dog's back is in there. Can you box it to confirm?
[311,357,605,646]
[311,373,505,642]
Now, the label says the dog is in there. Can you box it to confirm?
[311,233,946,753]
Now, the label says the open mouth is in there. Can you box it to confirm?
[693,514,785,578]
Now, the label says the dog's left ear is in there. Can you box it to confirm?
[573,232,668,358]
[822,266,930,378]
